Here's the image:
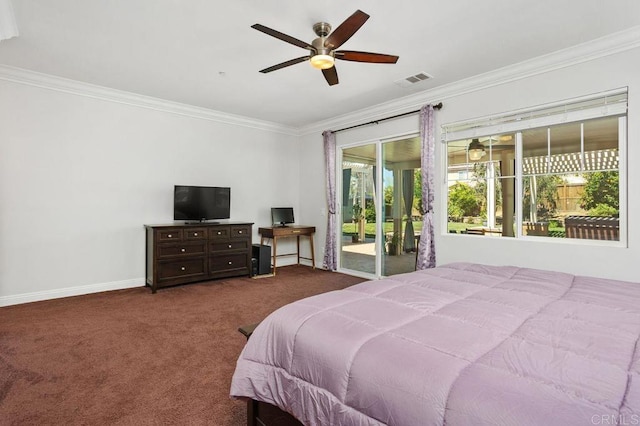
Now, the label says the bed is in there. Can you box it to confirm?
[230,262,640,425]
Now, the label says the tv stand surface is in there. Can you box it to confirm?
[145,222,253,293]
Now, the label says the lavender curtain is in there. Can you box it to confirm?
[417,105,436,269]
[322,130,337,271]
[402,169,415,252]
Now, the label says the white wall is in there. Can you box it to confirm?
[299,47,640,283]
[3,42,638,307]
[0,80,300,305]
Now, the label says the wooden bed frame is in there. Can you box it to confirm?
[247,399,303,426]
[239,324,304,425]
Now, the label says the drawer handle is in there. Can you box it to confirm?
[194,232,198,237]
[217,231,222,235]
[228,244,232,248]
[228,261,233,265]
[238,230,243,234]
[181,248,186,253]
[181,266,186,271]
[168,234,173,238]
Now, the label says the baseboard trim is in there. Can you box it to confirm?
[0,278,144,307]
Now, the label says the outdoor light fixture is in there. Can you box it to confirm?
[310,53,335,70]
[468,138,486,161]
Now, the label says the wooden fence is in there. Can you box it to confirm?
[564,216,619,241]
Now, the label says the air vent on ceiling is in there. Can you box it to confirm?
[394,72,433,88]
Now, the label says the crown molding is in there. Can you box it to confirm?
[2,25,639,138]
[0,64,298,136]
[298,25,640,136]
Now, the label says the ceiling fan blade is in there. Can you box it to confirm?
[259,56,309,73]
[324,10,369,50]
[335,50,399,63]
[322,66,339,86]
[251,24,314,50]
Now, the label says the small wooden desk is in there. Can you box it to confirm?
[258,226,316,275]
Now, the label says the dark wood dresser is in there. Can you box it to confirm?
[145,222,253,293]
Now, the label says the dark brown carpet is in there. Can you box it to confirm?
[0,266,366,425]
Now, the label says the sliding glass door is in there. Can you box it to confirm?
[339,136,421,277]
[340,143,377,275]
[382,137,421,276]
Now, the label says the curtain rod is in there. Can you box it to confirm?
[331,102,443,134]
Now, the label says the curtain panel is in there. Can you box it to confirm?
[322,130,337,271]
[417,105,436,269]
[402,169,415,252]
[0,0,19,42]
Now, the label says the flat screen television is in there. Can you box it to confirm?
[271,207,294,227]
[174,185,230,222]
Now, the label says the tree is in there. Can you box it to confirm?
[448,183,480,220]
[579,171,619,214]
[471,163,488,218]
[383,185,394,221]
[414,169,423,213]
[384,185,394,204]
[470,162,503,220]
[364,198,376,222]
[522,175,562,220]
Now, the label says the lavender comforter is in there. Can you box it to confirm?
[230,263,640,425]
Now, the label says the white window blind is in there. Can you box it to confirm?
[442,88,628,142]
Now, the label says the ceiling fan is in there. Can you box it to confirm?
[251,10,399,86]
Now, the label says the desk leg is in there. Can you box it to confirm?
[297,236,300,265]
[272,236,277,275]
[309,234,315,269]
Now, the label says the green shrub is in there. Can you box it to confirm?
[448,183,480,219]
[588,203,618,217]
[580,171,619,211]
[448,205,465,220]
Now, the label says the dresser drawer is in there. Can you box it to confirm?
[157,242,206,258]
[231,225,251,239]
[209,226,230,241]
[158,258,206,281]
[156,229,183,242]
[209,253,248,272]
[184,228,206,240]
[210,240,249,253]
[146,222,253,292]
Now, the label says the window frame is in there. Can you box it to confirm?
[441,89,628,246]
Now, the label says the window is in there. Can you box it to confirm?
[443,89,627,243]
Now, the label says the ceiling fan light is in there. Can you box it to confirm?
[310,54,334,70]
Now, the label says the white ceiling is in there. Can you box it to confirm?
[1,1,639,128]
